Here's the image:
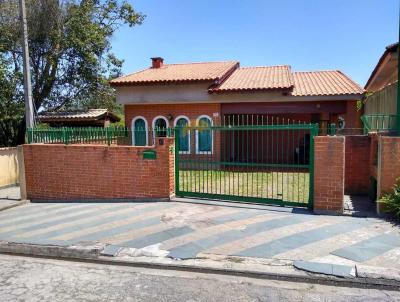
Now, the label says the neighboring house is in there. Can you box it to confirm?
[38,109,121,127]
[364,43,398,115]
[110,57,364,148]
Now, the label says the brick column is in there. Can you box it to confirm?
[314,136,345,214]
[377,136,400,198]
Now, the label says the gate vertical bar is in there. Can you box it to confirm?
[308,124,318,209]
[174,127,180,196]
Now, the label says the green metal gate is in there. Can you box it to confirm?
[174,122,318,208]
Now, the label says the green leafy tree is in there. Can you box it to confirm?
[0,0,144,146]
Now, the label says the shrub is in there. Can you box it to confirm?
[381,178,400,219]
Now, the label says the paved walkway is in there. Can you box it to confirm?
[0,199,399,271]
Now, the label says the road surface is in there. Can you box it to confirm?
[0,254,398,301]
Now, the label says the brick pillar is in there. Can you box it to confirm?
[314,136,345,214]
[155,137,175,198]
[377,136,400,198]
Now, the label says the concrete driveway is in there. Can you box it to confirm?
[0,198,399,272]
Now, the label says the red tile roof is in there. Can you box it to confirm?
[111,59,364,97]
[210,66,293,92]
[110,61,239,85]
[39,109,120,122]
[291,71,364,96]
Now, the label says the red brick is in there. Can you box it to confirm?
[23,138,174,201]
[314,136,344,213]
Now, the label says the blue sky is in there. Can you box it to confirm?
[112,0,398,86]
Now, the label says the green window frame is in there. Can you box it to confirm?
[132,117,148,146]
[153,116,168,137]
[196,116,212,153]
[175,117,190,153]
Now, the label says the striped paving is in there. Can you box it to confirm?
[103,206,240,245]
[331,233,400,262]
[52,202,180,241]
[204,216,336,256]
[0,201,399,271]
[275,224,391,261]
[232,219,367,258]
[15,203,152,241]
[168,214,312,259]
[160,212,288,252]
[0,204,115,239]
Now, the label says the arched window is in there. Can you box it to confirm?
[174,115,190,153]
[152,116,169,138]
[196,115,212,154]
[132,116,148,146]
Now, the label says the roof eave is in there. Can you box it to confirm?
[110,78,216,87]
[208,86,293,94]
[289,93,365,101]
[365,43,398,90]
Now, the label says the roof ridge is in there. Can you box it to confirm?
[293,70,341,74]
[238,65,291,69]
[335,70,365,92]
[110,66,151,81]
[165,60,238,66]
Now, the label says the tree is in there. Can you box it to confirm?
[0,0,144,146]
[0,55,25,147]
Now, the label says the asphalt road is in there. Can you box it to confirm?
[0,254,399,302]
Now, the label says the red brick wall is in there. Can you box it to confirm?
[23,138,174,201]
[314,136,345,213]
[378,136,400,197]
[344,136,371,195]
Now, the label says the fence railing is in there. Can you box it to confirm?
[361,114,399,133]
[26,127,173,146]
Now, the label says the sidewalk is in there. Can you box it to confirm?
[0,198,399,286]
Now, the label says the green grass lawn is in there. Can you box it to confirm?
[178,170,309,203]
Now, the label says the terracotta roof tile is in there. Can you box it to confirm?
[291,70,364,96]
[211,66,293,92]
[39,109,120,122]
[110,61,239,85]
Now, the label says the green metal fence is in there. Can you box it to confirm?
[175,123,319,208]
[26,127,173,146]
[361,114,399,133]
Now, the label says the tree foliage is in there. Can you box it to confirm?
[0,0,144,146]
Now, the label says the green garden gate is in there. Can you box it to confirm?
[174,122,319,209]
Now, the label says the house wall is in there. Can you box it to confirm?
[364,82,397,115]
[125,103,222,128]
[116,83,213,104]
[115,84,361,105]
[125,103,222,161]
[23,138,174,201]
[0,148,19,188]
[344,136,371,195]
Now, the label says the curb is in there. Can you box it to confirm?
[0,199,29,212]
[0,241,399,289]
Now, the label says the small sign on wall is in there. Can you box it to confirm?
[143,150,157,160]
[213,112,219,118]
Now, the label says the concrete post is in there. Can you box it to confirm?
[17,145,27,201]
